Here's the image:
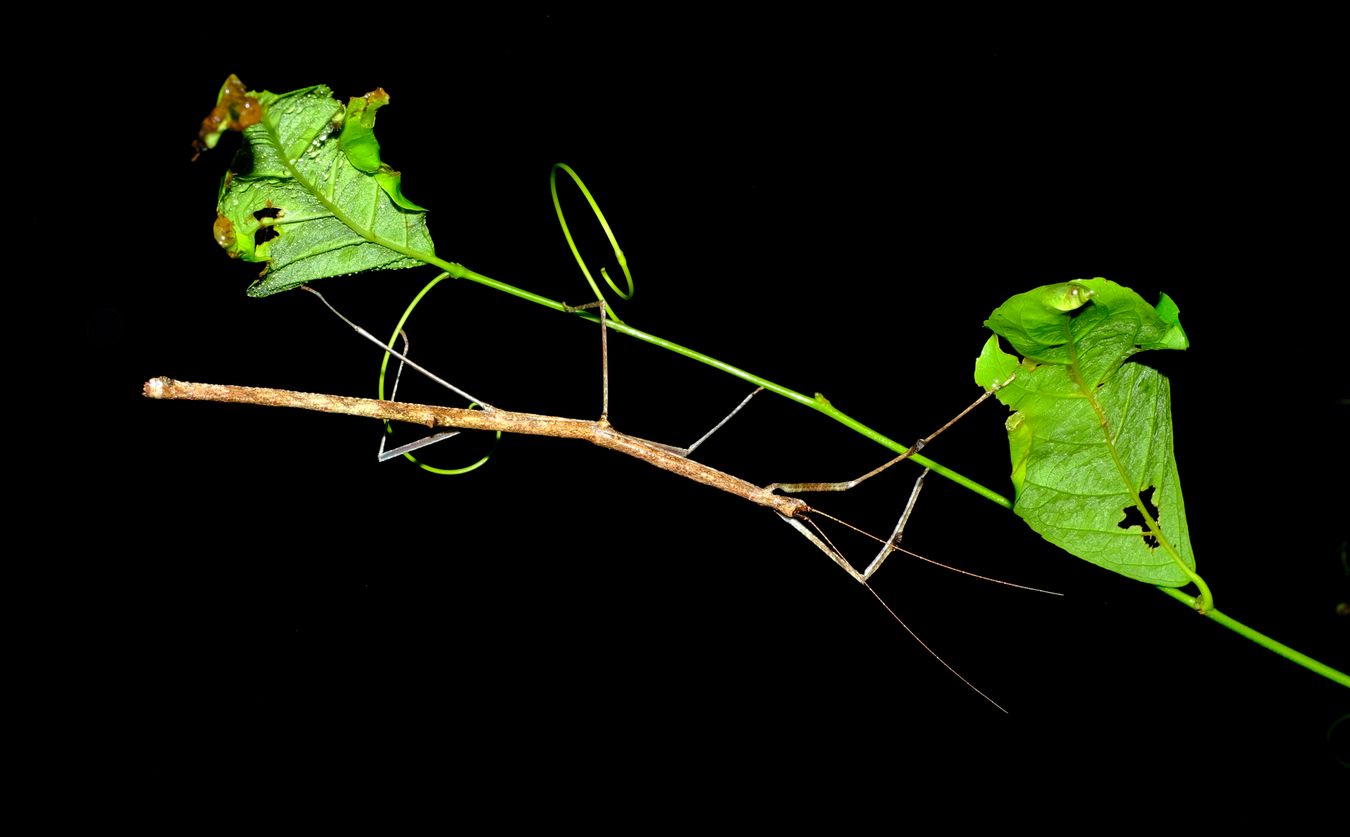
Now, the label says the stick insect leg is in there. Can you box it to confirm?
[300,285,491,461]
[767,383,1007,496]
[565,298,765,456]
[772,471,924,584]
[302,285,494,410]
[562,299,611,423]
[375,328,462,461]
[768,378,1015,582]
[676,386,765,456]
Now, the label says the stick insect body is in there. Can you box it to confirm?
[144,287,1045,711]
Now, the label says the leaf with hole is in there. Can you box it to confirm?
[200,75,435,297]
[973,278,1197,586]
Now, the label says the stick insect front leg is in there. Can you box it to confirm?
[768,383,1010,584]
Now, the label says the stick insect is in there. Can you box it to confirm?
[144,286,1055,711]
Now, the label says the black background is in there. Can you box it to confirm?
[91,15,1346,803]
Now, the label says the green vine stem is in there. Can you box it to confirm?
[357,196,1345,691]
[1157,588,1350,688]
[393,258,1011,510]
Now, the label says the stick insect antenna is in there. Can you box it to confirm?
[862,582,1008,713]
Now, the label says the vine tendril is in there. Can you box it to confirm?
[378,271,500,475]
[551,162,634,322]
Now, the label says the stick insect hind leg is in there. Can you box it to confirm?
[299,285,496,463]
[376,329,463,462]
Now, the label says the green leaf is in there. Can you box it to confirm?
[973,278,1198,587]
[202,76,434,297]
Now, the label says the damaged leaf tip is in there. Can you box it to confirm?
[194,75,263,158]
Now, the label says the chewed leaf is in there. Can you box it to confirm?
[973,278,1197,587]
[199,75,434,297]
[340,88,426,211]
[194,75,263,156]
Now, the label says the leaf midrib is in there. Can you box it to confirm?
[259,102,435,267]
[1061,317,1202,592]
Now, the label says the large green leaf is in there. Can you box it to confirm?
[198,75,434,297]
[973,278,1198,586]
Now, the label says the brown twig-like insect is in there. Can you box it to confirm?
[144,286,1049,710]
